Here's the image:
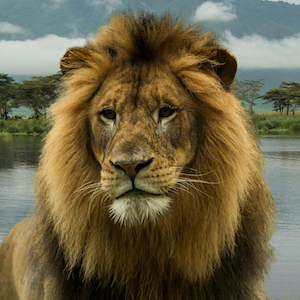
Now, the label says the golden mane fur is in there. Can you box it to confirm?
[0,11,275,300]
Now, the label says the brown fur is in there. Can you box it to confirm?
[0,11,275,300]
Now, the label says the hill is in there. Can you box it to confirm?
[1,0,300,41]
[1,0,300,113]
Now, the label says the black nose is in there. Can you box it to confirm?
[112,158,154,181]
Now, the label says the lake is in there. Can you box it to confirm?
[0,134,300,299]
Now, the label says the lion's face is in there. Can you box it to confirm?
[89,64,199,225]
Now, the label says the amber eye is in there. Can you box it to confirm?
[100,109,116,120]
[159,107,176,119]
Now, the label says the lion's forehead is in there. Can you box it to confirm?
[94,65,183,113]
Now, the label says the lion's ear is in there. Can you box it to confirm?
[202,48,237,89]
[60,47,93,76]
[214,49,237,88]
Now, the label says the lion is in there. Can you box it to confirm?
[0,11,275,300]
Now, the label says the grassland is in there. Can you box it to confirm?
[0,118,51,137]
[252,112,300,132]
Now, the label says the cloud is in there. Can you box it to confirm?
[1,30,300,77]
[85,0,122,15]
[90,0,122,5]
[268,0,300,4]
[0,35,86,76]
[193,1,237,22]
[43,0,67,9]
[225,31,300,69]
[0,22,25,34]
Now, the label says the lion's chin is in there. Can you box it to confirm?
[109,190,170,226]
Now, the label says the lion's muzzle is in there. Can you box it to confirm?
[112,158,154,182]
[105,158,172,225]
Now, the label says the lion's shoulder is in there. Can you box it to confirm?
[0,220,32,299]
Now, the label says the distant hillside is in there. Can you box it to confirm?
[2,0,300,113]
[1,0,300,41]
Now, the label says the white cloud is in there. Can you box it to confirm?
[268,0,300,4]
[193,1,237,22]
[1,30,300,77]
[0,22,25,34]
[86,0,122,15]
[225,31,300,69]
[91,0,122,5]
[0,35,86,76]
[42,0,67,9]
[51,0,66,7]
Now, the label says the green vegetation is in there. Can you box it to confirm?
[266,297,300,300]
[260,82,300,115]
[0,118,51,137]
[0,73,62,120]
[14,74,62,119]
[234,79,265,114]
[252,112,300,132]
[0,74,15,119]
[233,80,300,116]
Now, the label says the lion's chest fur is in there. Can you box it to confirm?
[29,211,269,300]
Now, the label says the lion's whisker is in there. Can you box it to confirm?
[73,182,103,202]
[172,167,215,177]
[182,181,215,200]
[177,177,221,185]
[175,182,195,198]
[169,186,180,195]
[73,181,96,194]
[175,180,215,200]
[175,172,215,178]
[87,190,111,224]
[102,195,111,204]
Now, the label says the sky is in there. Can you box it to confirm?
[0,35,86,76]
[0,0,299,76]
[192,1,300,69]
[225,31,300,69]
[269,0,300,4]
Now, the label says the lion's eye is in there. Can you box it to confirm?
[159,107,176,119]
[100,109,116,120]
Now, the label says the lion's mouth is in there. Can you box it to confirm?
[116,189,163,200]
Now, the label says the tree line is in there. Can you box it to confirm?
[234,79,300,115]
[0,73,62,120]
[1,73,300,119]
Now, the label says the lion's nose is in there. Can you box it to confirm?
[112,158,153,181]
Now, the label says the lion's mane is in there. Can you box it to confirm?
[33,12,275,300]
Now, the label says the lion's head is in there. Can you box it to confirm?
[35,12,274,299]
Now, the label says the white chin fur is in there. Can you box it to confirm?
[109,194,170,226]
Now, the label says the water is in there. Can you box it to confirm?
[0,134,300,299]
[0,136,41,242]
[260,133,300,300]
